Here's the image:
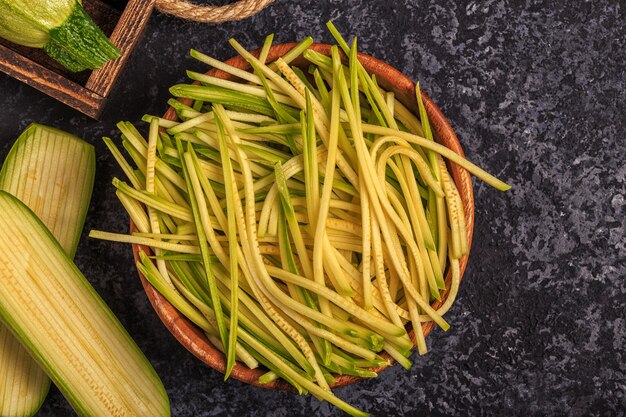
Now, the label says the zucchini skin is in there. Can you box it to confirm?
[0,191,170,417]
[44,2,120,72]
[0,0,72,47]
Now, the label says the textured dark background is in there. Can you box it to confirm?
[0,0,624,416]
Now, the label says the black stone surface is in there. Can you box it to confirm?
[0,1,624,416]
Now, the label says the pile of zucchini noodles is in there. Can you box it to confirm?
[91,22,510,417]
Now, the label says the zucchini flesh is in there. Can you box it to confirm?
[0,124,95,257]
[0,124,95,417]
[0,191,170,417]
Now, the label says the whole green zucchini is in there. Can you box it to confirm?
[0,0,120,72]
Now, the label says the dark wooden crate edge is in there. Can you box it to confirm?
[0,45,103,117]
[87,0,155,99]
[0,0,155,119]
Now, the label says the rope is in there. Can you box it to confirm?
[154,0,274,23]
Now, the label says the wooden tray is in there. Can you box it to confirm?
[0,0,154,119]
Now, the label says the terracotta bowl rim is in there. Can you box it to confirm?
[132,42,475,391]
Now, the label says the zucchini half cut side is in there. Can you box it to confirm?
[0,124,95,417]
[0,191,170,417]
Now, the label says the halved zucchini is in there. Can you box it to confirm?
[0,191,170,417]
[0,123,95,256]
[0,124,95,417]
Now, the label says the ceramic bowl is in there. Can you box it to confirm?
[132,43,475,390]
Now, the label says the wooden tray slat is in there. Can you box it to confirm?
[87,0,155,97]
[0,45,103,116]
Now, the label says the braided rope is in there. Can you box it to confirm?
[155,0,274,23]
